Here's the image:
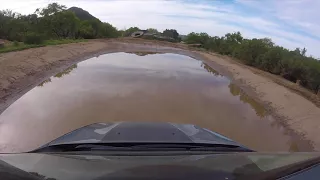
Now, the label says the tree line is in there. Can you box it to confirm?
[0,3,181,45]
[0,3,120,44]
[185,32,320,94]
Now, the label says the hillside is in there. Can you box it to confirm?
[68,7,99,21]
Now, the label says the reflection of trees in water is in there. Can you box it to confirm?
[289,142,299,152]
[38,78,52,87]
[54,64,78,78]
[201,63,220,76]
[38,64,77,87]
[228,83,266,118]
[29,172,57,180]
[127,52,162,56]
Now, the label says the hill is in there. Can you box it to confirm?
[68,7,99,21]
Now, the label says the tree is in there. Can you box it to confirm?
[185,32,209,45]
[301,47,307,56]
[232,38,269,65]
[0,10,30,41]
[35,3,66,16]
[225,31,243,44]
[261,38,274,48]
[123,27,140,37]
[147,28,159,34]
[223,32,243,55]
[257,46,283,74]
[163,29,180,41]
[78,21,95,39]
[293,48,301,56]
[101,23,120,38]
[50,11,80,38]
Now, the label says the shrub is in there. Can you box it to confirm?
[23,33,45,44]
[13,41,19,46]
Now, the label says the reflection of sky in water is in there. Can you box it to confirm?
[80,53,210,76]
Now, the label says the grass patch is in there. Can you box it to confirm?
[44,39,87,46]
[0,39,88,53]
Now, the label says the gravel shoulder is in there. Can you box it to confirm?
[0,38,319,151]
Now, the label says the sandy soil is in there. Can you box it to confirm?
[0,38,319,151]
[199,52,320,150]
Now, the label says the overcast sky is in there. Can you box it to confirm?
[1,0,320,57]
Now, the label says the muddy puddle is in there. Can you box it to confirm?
[0,52,310,152]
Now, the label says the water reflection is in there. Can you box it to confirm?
[38,79,52,87]
[201,62,220,76]
[127,52,162,56]
[0,52,311,152]
[228,83,267,118]
[38,65,78,87]
[29,172,57,180]
[54,64,78,78]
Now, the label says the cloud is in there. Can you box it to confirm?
[1,0,319,57]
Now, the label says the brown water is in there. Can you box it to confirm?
[0,52,306,152]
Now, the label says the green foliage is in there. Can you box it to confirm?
[50,11,80,38]
[147,28,159,34]
[78,21,95,39]
[13,41,19,46]
[162,29,180,41]
[185,31,320,93]
[0,3,120,43]
[35,3,66,16]
[123,27,140,37]
[23,32,45,44]
[0,44,43,53]
[185,32,210,45]
[101,23,120,38]
[0,39,86,53]
[54,64,77,78]
[44,39,87,45]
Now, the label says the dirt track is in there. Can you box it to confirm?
[0,38,319,151]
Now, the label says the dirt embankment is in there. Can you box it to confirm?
[0,38,320,150]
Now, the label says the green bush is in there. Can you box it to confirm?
[23,33,45,44]
[185,31,320,94]
[13,41,19,46]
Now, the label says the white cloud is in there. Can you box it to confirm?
[1,0,319,57]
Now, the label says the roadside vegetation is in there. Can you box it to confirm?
[0,3,118,53]
[0,3,181,53]
[0,39,87,53]
[184,32,320,95]
[1,2,319,95]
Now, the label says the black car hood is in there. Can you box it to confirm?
[1,152,320,180]
[43,122,241,147]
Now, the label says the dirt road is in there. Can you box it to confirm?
[0,38,319,151]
